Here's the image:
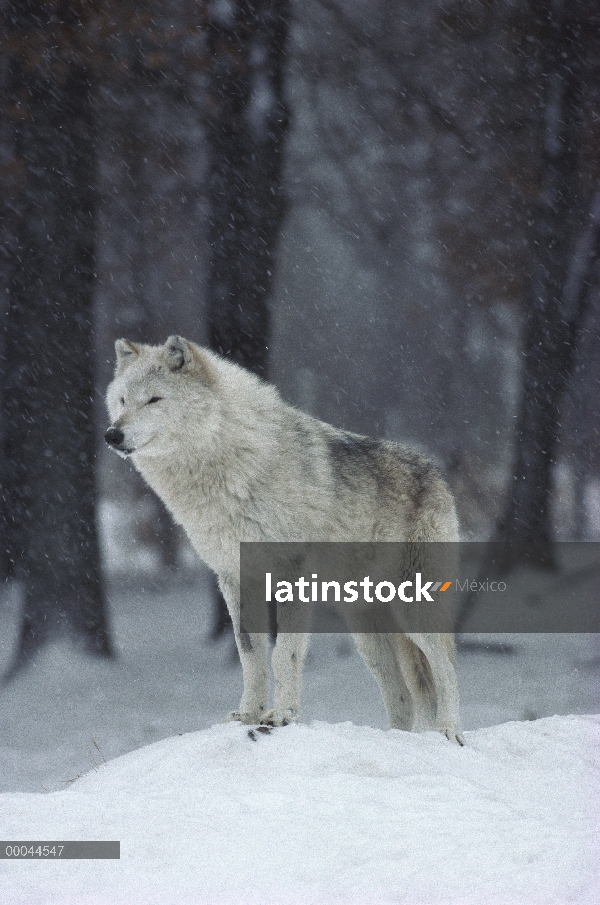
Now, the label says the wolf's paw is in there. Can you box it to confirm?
[442,728,465,746]
[225,709,264,725]
[260,708,298,727]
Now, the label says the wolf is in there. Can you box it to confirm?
[105,335,463,743]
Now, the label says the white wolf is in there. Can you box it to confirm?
[106,336,463,743]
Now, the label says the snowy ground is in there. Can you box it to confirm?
[1,571,599,903]
[1,716,599,905]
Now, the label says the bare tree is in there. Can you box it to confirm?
[1,2,111,675]
[205,0,290,377]
[494,0,598,544]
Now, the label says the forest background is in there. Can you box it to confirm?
[0,0,599,672]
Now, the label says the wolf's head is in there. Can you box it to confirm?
[105,335,217,458]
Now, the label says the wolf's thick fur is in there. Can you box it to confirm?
[106,336,463,742]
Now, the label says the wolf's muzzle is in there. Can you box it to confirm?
[105,427,125,448]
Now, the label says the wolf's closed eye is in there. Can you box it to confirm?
[147,396,162,404]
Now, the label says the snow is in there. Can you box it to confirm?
[1,575,599,903]
[1,716,599,905]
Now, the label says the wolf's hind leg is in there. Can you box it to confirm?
[406,632,464,744]
[393,634,436,732]
[351,626,414,731]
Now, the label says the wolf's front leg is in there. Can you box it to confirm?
[221,580,269,724]
[227,627,270,724]
[261,603,311,726]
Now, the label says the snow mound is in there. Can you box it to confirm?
[1,715,599,905]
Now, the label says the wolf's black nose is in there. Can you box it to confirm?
[105,427,124,447]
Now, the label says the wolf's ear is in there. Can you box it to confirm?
[164,335,193,372]
[115,339,141,374]
[163,335,215,383]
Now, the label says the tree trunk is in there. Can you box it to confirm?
[2,41,111,675]
[456,3,598,628]
[205,0,290,378]
[495,0,586,546]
